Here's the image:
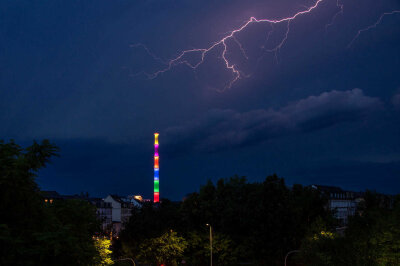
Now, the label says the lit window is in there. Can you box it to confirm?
[50,199,53,204]
[45,199,48,203]
[134,195,143,201]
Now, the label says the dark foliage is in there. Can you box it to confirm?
[300,191,400,265]
[0,140,100,265]
[121,174,332,265]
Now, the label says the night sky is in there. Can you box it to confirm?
[1,0,399,200]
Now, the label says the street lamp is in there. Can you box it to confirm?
[284,250,299,266]
[206,224,212,266]
[115,258,136,266]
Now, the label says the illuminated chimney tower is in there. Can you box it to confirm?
[154,133,160,203]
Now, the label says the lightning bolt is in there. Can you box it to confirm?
[135,0,326,90]
[325,0,344,32]
[233,36,249,60]
[347,10,400,48]
[266,20,291,64]
[130,43,167,65]
[133,0,400,90]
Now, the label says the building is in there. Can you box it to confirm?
[104,195,142,235]
[90,198,113,232]
[311,185,363,225]
[41,191,143,235]
[42,190,63,204]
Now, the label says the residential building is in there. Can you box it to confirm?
[90,198,113,232]
[104,195,142,235]
[41,191,145,235]
[311,185,363,225]
[42,190,63,204]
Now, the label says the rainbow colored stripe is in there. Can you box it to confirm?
[154,133,159,203]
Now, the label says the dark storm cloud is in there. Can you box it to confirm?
[1,0,399,198]
[293,159,400,195]
[165,89,382,154]
[36,138,154,198]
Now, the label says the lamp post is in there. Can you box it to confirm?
[115,258,136,266]
[206,224,212,266]
[284,250,299,266]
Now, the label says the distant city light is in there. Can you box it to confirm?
[134,195,143,201]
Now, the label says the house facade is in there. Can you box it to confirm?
[104,195,142,235]
[41,191,143,236]
[90,198,113,232]
[311,185,363,225]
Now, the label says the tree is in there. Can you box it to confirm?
[137,231,187,266]
[0,139,58,264]
[35,199,100,265]
[182,175,331,264]
[120,199,182,258]
[184,231,239,266]
[0,140,102,265]
[95,237,114,265]
[299,191,400,266]
[120,174,332,265]
[299,217,338,266]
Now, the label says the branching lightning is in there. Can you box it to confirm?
[136,0,326,89]
[133,0,400,90]
[325,0,344,32]
[347,10,400,48]
[131,43,167,65]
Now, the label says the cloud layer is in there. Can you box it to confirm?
[392,93,400,110]
[165,89,382,153]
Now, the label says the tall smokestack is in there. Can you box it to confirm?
[154,133,159,203]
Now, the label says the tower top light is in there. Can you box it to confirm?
[154,133,159,145]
